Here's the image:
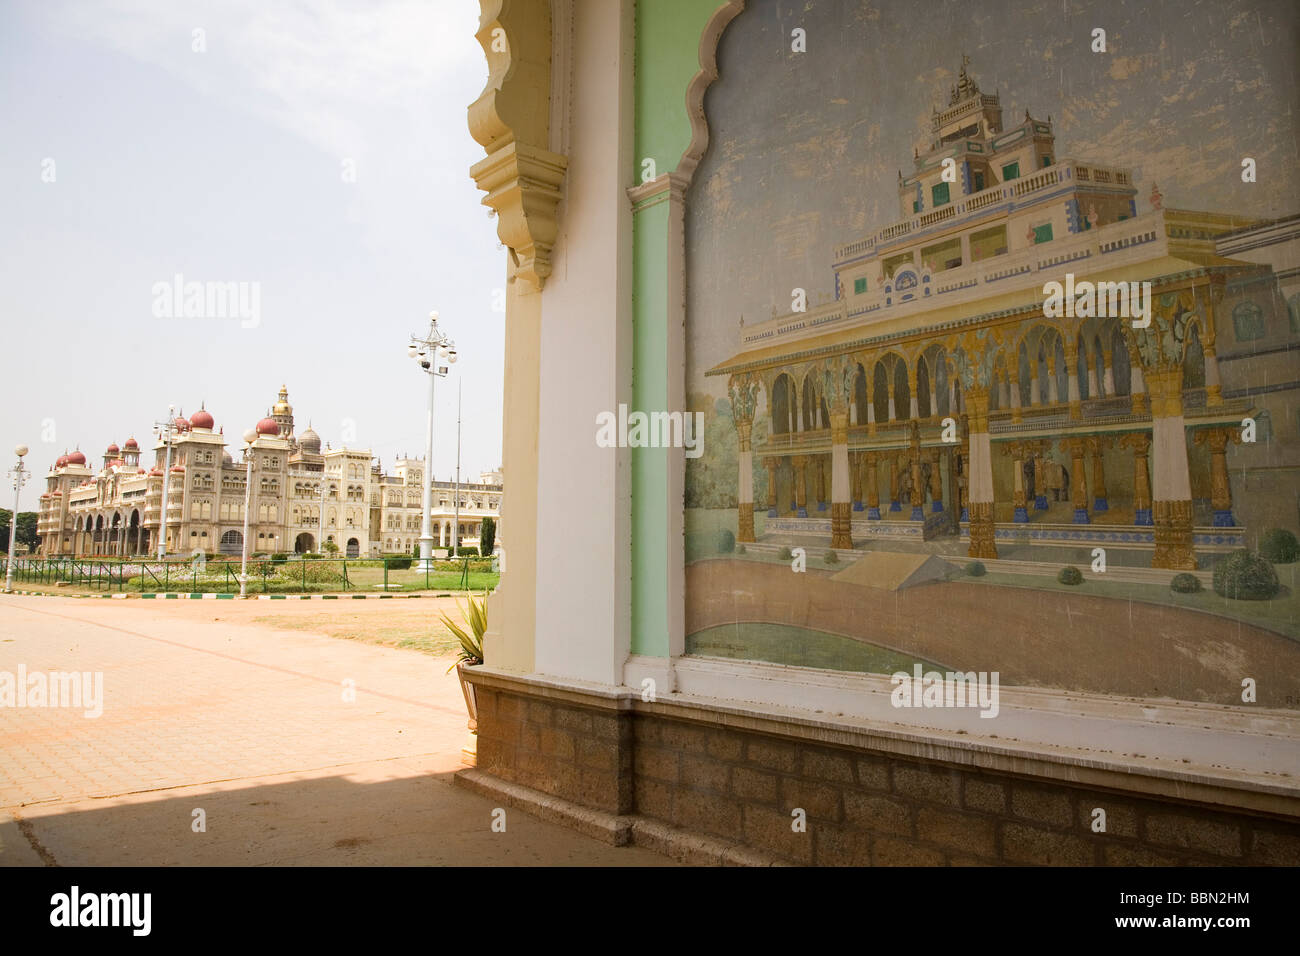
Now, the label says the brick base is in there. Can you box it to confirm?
[465,675,1300,866]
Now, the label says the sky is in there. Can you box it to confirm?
[0,0,504,494]
[687,0,1300,395]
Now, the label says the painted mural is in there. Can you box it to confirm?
[683,0,1300,708]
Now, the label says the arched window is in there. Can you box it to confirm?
[1232,301,1265,342]
[220,529,242,554]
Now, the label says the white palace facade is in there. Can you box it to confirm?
[33,386,502,559]
[708,63,1300,569]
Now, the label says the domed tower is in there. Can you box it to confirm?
[299,423,322,456]
[122,437,141,468]
[272,385,294,439]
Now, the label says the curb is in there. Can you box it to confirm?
[3,590,456,600]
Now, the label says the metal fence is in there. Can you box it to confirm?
[1,555,485,595]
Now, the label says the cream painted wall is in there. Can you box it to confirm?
[532,0,635,684]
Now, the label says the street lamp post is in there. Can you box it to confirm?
[4,445,30,593]
[407,310,457,572]
[239,429,257,597]
[153,405,178,560]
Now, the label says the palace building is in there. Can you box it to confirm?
[33,385,503,559]
[706,61,1299,569]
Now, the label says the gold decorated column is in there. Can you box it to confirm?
[1086,435,1111,512]
[864,451,881,519]
[1146,367,1195,569]
[927,448,944,512]
[1119,432,1153,525]
[763,456,779,517]
[850,450,863,511]
[908,422,924,521]
[830,412,853,549]
[1194,427,1238,527]
[1059,436,1090,523]
[792,455,809,517]
[966,387,997,558]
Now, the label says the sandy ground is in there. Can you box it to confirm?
[0,595,673,866]
[687,559,1300,707]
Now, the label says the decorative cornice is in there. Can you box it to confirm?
[677,1,747,187]
[468,0,568,292]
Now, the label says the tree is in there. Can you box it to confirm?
[480,516,496,555]
[0,510,39,552]
[321,539,339,555]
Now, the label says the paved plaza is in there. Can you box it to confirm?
[0,595,672,866]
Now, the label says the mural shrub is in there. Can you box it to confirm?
[1170,572,1202,594]
[966,561,986,577]
[1213,550,1280,601]
[824,549,839,565]
[736,543,747,555]
[1260,528,1299,564]
[715,529,735,554]
[778,546,792,561]
[1057,566,1083,586]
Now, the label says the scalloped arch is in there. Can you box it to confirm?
[677,1,747,186]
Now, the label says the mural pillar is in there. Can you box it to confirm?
[889,455,902,512]
[764,457,779,517]
[830,413,853,549]
[1087,435,1110,511]
[1205,277,1224,406]
[1029,369,1040,407]
[958,428,970,523]
[997,368,1010,410]
[864,451,881,519]
[1147,368,1195,569]
[927,448,944,512]
[966,387,997,559]
[866,398,877,435]
[1203,346,1223,406]
[1046,353,1059,404]
[1085,348,1100,399]
[1031,442,1049,510]
[1120,432,1154,526]
[908,423,924,521]
[947,363,957,416]
[1004,442,1028,522]
[850,451,863,510]
[1009,370,1022,423]
[928,381,938,421]
[729,374,758,544]
[792,455,809,517]
[1194,427,1237,527]
[1102,347,1116,397]
[1129,352,1149,415]
[1060,437,1090,523]
[1064,340,1082,419]
[812,456,826,510]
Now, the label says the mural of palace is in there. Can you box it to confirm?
[704,61,1299,570]
[33,385,503,559]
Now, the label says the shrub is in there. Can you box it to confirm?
[1260,528,1300,564]
[823,549,839,565]
[270,553,288,565]
[1170,573,1202,594]
[455,546,479,557]
[736,543,747,555]
[302,552,322,560]
[1213,550,1280,601]
[1057,566,1083,585]
[715,529,735,554]
[384,556,413,570]
[966,561,986,577]
[777,546,793,561]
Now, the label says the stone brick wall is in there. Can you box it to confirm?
[469,680,1300,866]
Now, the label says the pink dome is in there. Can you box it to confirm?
[255,417,280,436]
[189,409,214,430]
[173,417,190,433]
[124,437,139,450]
[106,442,120,455]
[66,451,86,465]
[170,464,185,473]
[55,454,68,468]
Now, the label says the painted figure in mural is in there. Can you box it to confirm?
[1023,459,1036,502]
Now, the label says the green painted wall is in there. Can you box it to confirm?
[632,197,670,656]
[634,0,718,179]
[630,1,722,657]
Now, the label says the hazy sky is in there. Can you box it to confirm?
[0,0,503,492]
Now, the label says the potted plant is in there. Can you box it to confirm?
[441,592,487,732]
